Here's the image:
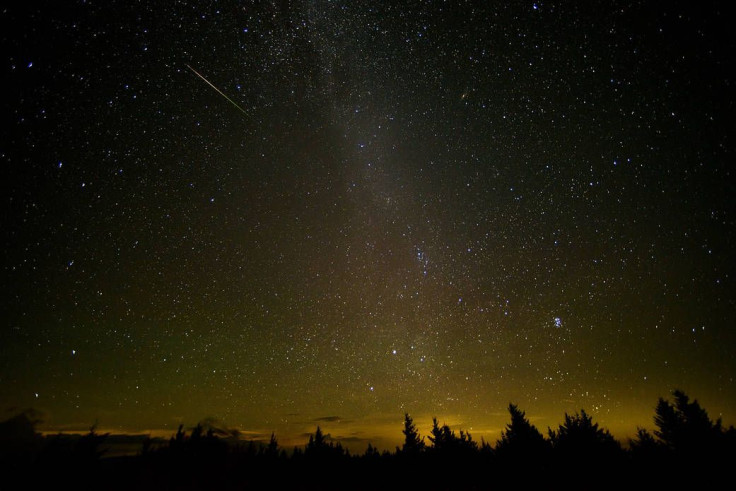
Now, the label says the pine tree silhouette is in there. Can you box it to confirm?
[306,425,326,454]
[401,413,425,455]
[654,389,721,453]
[495,403,549,460]
[549,409,620,459]
[427,418,477,456]
[364,442,380,459]
[265,432,279,457]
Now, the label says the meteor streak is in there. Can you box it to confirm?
[186,64,248,115]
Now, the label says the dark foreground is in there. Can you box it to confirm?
[2,390,734,490]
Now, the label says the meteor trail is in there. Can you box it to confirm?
[186,64,248,115]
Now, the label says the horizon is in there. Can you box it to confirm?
[25,389,734,454]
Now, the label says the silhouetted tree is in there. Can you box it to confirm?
[549,409,620,458]
[334,441,348,458]
[479,438,493,457]
[626,390,736,486]
[140,435,154,456]
[0,410,43,467]
[645,389,736,479]
[190,422,205,441]
[306,425,326,453]
[265,432,279,457]
[72,424,109,463]
[654,389,721,453]
[629,427,658,452]
[629,427,668,467]
[495,403,549,461]
[400,413,425,455]
[428,417,449,451]
[304,426,347,461]
[292,446,303,459]
[546,409,623,486]
[0,410,41,445]
[170,424,186,447]
[427,418,477,455]
[364,442,380,459]
[457,430,476,451]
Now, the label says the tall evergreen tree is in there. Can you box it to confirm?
[428,418,448,451]
[265,432,279,457]
[496,403,548,458]
[427,418,477,455]
[653,389,725,453]
[549,409,620,458]
[401,413,425,454]
[306,426,327,454]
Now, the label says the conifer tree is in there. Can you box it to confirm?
[401,413,425,454]
[496,403,548,458]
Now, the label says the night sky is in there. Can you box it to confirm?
[2,1,734,450]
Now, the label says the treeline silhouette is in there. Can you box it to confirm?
[1,390,734,490]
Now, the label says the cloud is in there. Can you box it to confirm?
[313,416,342,423]
[2,407,46,425]
[197,417,242,439]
